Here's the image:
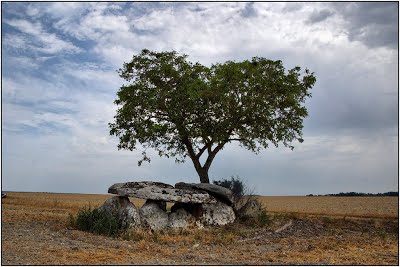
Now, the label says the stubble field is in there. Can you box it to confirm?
[1,192,398,265]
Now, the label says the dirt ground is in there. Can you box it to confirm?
[1,192,398,265]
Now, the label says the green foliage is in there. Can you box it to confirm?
[68,213,77,228]
[213,176,245,200]
[236,209,270,228]
[321,216,333,224]
[74,206,121,237]
[213,176,249,212]
[214,176,266,225]
[110,49,316,183]
[257,210,270,227]
[323,191,399,197]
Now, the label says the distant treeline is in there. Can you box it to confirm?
[306,192,399,197]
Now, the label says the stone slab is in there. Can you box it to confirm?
[175,182,234,205]
[108,181,217,204]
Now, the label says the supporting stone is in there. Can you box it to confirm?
[139,200,169,230]
[171,202,204,220]
[168,208,195,229]
[98,196,141,229]
[201,200,236,226]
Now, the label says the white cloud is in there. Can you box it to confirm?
[2,2,398,194]
[5,56,40,69]
[42,2,395,69]
[4,19,82,54]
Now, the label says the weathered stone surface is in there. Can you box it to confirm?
[98,196,141,229]
[108,181,174,194]
[155,200,167,211]
[175,182,234,205]
[171,202,203,219]
[104,181,237,229]
[139,200,169,230]
[108,181,217,204]
[201,201,236,226]
[168,208,195,229]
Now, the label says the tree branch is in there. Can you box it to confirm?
[196,145,208,159]
[182,137,196,160]
[203,142,224,171]
[196,137,213,159]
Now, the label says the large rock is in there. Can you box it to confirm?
[109,181,174,192]
[108,181,217,204]
[171,202,204,219]
[175,182,234,205]
[201,201,236,226]
[139,200,169,230]
[168,208,195,229]
[98,196,141,229]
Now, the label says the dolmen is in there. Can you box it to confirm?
[99,181,236,230]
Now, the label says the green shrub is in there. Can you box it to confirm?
[74,206,121,237]
[213,175,245,204]
[68,213,77,228]
[214,176,266,223]
[257,209,270,227]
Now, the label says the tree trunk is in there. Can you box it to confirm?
[187,157,210,183]
[182,137,211,184]
[197,168,210,184]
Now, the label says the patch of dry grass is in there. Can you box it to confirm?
[4,192,397,218]
[2,192,398,265]
[258,196,398,218]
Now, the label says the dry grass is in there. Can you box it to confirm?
[1,192,398,265]
[3,192,397,219]
[1,192,147,221]
[2,192,397,228]
[258,196,398,218]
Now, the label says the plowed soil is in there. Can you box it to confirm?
[1,192,398,265]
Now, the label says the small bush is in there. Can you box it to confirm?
[257,209,270,227]
[213,175,245,205]
[68,213,77,228]
[321,216,333,224]
[72,206,121,237]
[213,176,265,222]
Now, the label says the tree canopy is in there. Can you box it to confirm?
[109,49,316,183]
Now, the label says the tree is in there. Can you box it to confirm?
[109,49,316,183]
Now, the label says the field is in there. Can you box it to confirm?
[1,192,398,265]
[260,196,398,218]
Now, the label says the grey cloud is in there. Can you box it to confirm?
[2,2,398,196]
[305,82,398,135]
[306,9,334,24]
[281,3,304,13]
[262,47,398,136]
[347,23,398,49]
[332,2,398,49]
[240,2,257,18]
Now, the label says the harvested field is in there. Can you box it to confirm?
[1,192,398,265]
[260,196,398,218]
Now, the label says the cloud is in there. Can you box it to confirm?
[211,130,398,195]
[306,9,334,24]
[4,19,82,54]
[2,2,398,195]
[240,2,257,18]
[281,3,304,13]
[332,2,398,49]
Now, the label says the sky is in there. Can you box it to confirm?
[1,2,398,196]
